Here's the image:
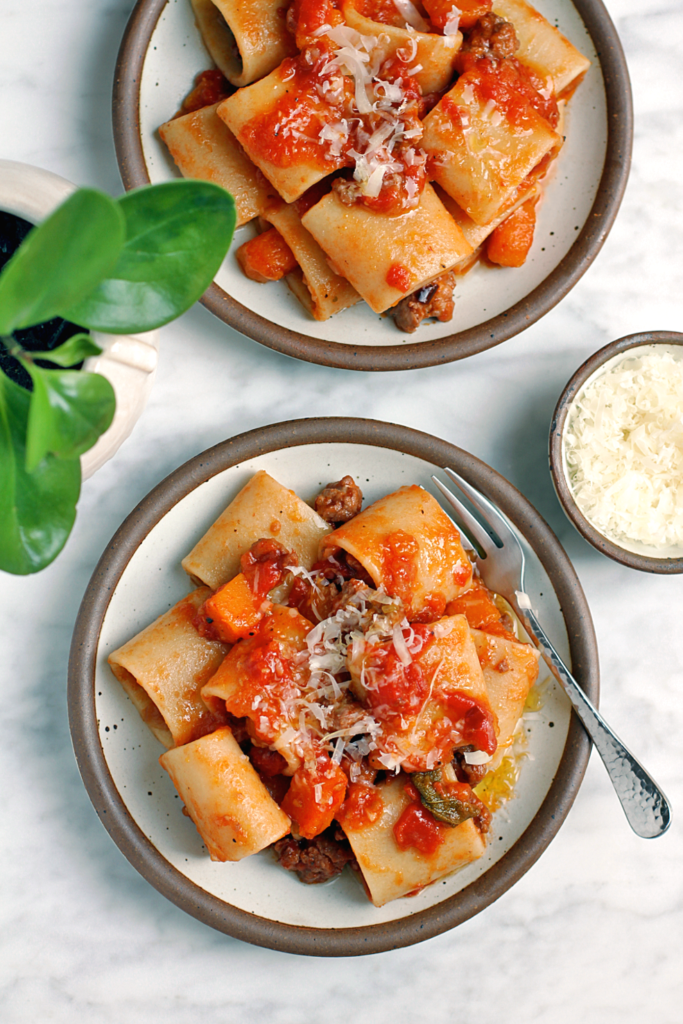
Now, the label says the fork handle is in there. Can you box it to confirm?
[520,607,671,839]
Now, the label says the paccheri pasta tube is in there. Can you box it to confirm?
[110,471,540,904]
[159,0,589,332]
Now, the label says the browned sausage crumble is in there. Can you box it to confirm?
[314,475,363,524]
[273,827,357,884]
[389,272,456,334]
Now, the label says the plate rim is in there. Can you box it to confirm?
[68,417,598,956]
[112,0,633,371]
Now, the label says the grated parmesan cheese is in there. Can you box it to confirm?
[563,347,683,549]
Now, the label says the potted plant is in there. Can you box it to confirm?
[0,168,235,575]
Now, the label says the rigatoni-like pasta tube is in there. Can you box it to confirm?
[260,200,361,321]
[158,103,278,226]
[160,726,292,860]
[301,185,473,314]
[182,470,331,592]
[190,0,296,88]
[338,774,486,906]
[493,0,591,97]
[320,484,473,620]
[108,588,228,748]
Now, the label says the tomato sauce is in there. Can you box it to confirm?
[472,57,559,129]
[379,530,419,601]
[177,69,232,117]
[239,37,429,214]
[443,690,497,754]
[240,538,297,598]
[354,0,406,26]
[289,0,344,47]
[386,263,413,293]
[336,781,385,829]
[394,800,445,856]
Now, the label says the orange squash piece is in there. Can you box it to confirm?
[201,573,266,643]
[486,198,537,268]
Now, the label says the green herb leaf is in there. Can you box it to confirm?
[411,768,485,828]
[61,180,237,333]
[21,363,116,472]
[28,332,102,366]
[0,190,125,334]
[0,371,81,575]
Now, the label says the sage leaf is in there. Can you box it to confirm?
[61,180,237,333]
[0,372,81,575]
[29,332,102,366]
[411,768,485,828]
[0,190,124,334]
[21,363,116,471]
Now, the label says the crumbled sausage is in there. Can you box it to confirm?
[314,475,363,524]
[388,272,456,334]
[273,827,357,884]
[453,748,489,787]
[460,13,519,62]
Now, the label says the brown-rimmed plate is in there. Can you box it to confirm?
[113,0,632,371]
[68,418,598,955]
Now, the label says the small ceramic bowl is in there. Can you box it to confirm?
[549,331,683,573]
[0,159,159,479]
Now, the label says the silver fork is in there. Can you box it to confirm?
[432,467,671,839]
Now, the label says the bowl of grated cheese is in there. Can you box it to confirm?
[549,331,683,572]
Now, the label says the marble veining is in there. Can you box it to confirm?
[1,2,682,1022]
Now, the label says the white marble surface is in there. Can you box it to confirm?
[1,1,682,1020]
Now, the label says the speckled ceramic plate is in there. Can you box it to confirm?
[68,419,598,955]
[113,0,632,370]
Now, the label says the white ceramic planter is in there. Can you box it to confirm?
[0,159,159,479]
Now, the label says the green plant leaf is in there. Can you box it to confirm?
[0,190,125,334]
[29,332,102,366]
[0,371,81,575]
[21,363,116,472]
[61,180,237,333]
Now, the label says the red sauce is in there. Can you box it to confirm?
[240,538,297,598]
[240,43,351,171]
[379,529,419,600]
[289,0,344,47]
[444,691,498,755]
[249,745,288,777]
[177,69,232,117]
[412,591,447,623]
[336,781,385,829]
[386,263,413,293]
[362,623,432,722]
[238,39,429,214]
[354,0,406,26]
[423,0,491,31]
[471,57,559,129]
[394,801,445,856]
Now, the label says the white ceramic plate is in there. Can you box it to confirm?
[114,0,631,369]
[69,420,597,954]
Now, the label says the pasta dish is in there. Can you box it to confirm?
[157,0,589,333]
[108,470,540,906]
